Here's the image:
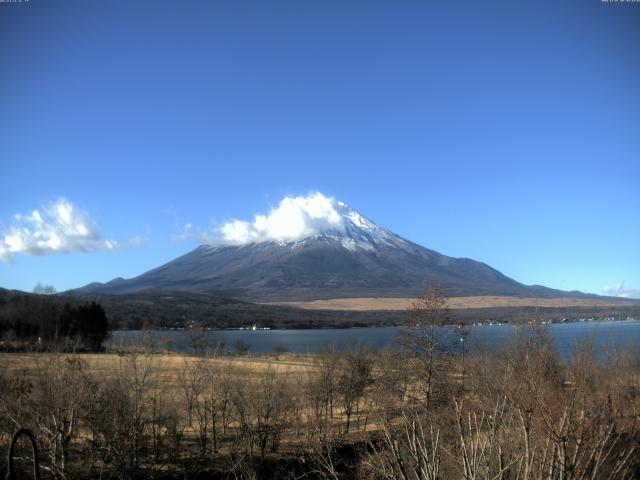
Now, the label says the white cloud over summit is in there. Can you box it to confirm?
[0,198,118,263]
[220,192,344,244]
[176,192,346,246]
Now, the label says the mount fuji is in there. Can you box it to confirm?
[75,196,581,301]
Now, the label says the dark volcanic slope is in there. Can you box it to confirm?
[75,202,583,301]
[78,239,538,300]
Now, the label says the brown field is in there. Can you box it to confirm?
[266,295,639,311]
[0,351,316,379]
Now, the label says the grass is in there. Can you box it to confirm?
[0,351,317,378]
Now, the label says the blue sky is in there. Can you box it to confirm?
[1,0,638,297]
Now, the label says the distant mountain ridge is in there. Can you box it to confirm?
[75,200,597,301]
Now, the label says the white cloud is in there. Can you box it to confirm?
[175,192,345,246]
[603,284,640,299]
[0,198,118,263]
[219,192,343,244]
[129,235,145,247]
[129,225,151,247]
[171,222,218,244]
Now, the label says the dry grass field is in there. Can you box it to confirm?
[0,351,317,380]
[267,295,640,311]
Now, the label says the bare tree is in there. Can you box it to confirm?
[233,339,250,356]
[306,344,339,422]
[273,342,289,355]
[304,415,344,480]
[192,357,235,455]
[182,325,210,356]
[362,406,442,480]
[180,359,199,428]
[26,354,93,478]
[337,344,373,433]
[401,283,450,408]
[84,351,156,478]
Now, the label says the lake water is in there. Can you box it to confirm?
[109,320,640,359]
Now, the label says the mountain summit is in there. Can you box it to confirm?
[244,200,416,254]
[76,194,574,300]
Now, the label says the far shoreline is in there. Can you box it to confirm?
[113,316,640,333]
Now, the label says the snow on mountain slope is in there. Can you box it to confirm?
[204,198,412,253]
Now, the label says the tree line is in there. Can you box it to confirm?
[0,294,109,352]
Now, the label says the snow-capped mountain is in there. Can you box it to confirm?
[75,198,573,300]
[268,201,414,253]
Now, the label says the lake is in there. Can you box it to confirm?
[109,320,640,358]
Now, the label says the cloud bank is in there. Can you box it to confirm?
[220,192,344,244]
[0,198,118,263]
[603,284,640,299]
[176,192,345,246]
